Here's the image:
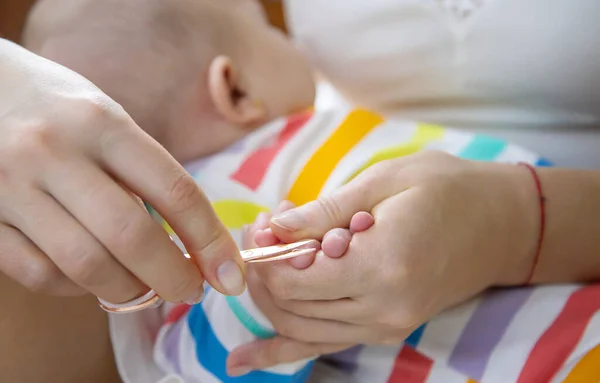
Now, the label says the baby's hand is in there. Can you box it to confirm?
[243,201,374,269]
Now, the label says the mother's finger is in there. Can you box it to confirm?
[269,164,400,242]
[227,337,352,376]
[248,272,371,343]
[4,189,145,302]
[0,223,83,296]
[43,158,205,303]
[99,124,244,296]
[274,298,369,324]
[252,251,365,300]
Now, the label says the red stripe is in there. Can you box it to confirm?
[164,304,192,325]
[231,111,313,190]
[387,344,433,383]
[517,285,600,383]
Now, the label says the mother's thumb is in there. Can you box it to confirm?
[270,185,375,241]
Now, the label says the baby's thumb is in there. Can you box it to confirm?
[270,186,375,242]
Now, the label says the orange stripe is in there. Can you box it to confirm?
[562,343,600,383]
[286,109,384,205]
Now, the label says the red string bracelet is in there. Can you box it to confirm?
[518,162,546,285]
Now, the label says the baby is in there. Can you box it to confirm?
[24,1,600,383]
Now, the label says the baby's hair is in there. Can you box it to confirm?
[23,0,226,139]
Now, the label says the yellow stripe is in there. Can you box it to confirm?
[467,380,479,383]
[162,220,175,235]
[162,200,269,233]
[212,200,269,229]
[345,122,445,183]
[286,109,384,206]
[562,344,600,383]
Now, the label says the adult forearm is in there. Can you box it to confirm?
[531,168,600,284]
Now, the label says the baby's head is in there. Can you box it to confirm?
[24,0,315,162]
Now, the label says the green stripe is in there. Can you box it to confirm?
[225,296,276,339]
[459,135,507,161]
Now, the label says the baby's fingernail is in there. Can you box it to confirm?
[183,288,205,305]
[217,260,246,296]
[228,365,252,377]
[271,211,305,231]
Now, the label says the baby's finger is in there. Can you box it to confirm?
[321,228,352,258]
[288,252,316,269]
[254,228,280,247]
[242,225,258,250]
[253,212,271,230]
[253,202,296,247]
[349,211,375,233]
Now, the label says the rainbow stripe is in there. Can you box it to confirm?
[286,109,384,205]
[387,345,433,383]
[562,343,600,382]
[187,305,314,383]
[448,288,533,380]
[211,200,269,230]
[457,135,506,161]
[517,285,600,383]
[345,123,444,183]
[225,295,275,339]
[232,112,313,190]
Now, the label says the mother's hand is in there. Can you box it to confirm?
[0,40,244,304]
[228,151,540,372]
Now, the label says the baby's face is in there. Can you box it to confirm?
[162,1,316,162]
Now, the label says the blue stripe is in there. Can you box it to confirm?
[405,323,427,348]
[535,157,553,167]
[188,305,314,383]
[458,135,507,161]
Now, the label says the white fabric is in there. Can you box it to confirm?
[286,0,600,168]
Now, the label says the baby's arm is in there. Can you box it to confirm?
[249,201,374,269]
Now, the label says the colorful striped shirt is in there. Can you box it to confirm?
[111,108,600,383]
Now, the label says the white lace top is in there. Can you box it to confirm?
[284,0,600,168]
[434,0,486,19]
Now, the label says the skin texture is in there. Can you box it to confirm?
[23,0,315,164]
[0,1,312,380]
[227,151,600,373]
[0,0,286,42]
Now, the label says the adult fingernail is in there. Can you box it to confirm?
[183,287,205,305]
[228,365,252,377]
[271,210,305,231]
[242,224,250,235]
[217,260,245,296]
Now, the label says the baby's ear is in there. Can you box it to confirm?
[208,56,266,126]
